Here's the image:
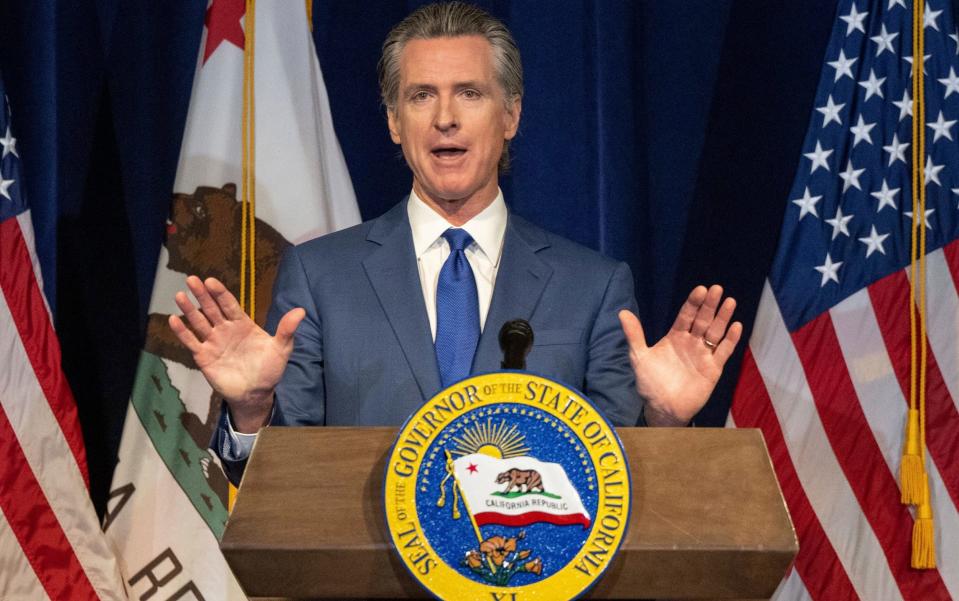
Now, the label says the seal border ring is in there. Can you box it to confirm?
[383,370,633,601]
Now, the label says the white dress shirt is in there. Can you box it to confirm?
[228,190,509,453]
[408,187,507,339]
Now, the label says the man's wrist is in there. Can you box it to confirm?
[230,393,275,433]
[642,404,690,428]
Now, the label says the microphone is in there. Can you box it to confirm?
[499,319,534,370]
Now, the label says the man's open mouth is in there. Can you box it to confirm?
[431,146,467,159]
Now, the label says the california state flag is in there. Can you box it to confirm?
[453,454,591,528]
[103,1,360,599]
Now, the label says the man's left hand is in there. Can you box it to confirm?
[618,285,743,427]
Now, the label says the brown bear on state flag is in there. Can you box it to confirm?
[143,182,291,506]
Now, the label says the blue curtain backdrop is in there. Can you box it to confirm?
[0,0,846,516]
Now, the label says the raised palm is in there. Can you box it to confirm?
[619,285,742,426]
[169,276,304,431]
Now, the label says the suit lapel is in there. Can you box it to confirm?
[363,202,441,399]
[473,215,553,372]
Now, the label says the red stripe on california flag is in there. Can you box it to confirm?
[473,511,591,528]
[0,401,99,601]
[867,270,959,510]
[792,312,949,600]
[732,350,858,601]
[0,218,88,487]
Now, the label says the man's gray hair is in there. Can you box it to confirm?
[378,2,523,170]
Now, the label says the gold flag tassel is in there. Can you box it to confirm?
[899,409,923,503]
[912,473,936,568]
[902,0,935,568]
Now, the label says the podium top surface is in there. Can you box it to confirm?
[222,427,796,599]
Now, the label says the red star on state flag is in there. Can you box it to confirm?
[467,463,478,474]
[203,0,245,64]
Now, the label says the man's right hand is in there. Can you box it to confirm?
[168,276,305,433]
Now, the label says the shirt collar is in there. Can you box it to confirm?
[407,188,507,266]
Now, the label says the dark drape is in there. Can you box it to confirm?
[0,0,841,516]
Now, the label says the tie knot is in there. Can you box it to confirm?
[442,228,474,252]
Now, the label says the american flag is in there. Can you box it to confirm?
[0,78,125,598]
[729,0,959,599]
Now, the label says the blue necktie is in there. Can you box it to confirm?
[435,228,480,388]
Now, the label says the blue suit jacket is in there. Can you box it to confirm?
[214,200,642,481]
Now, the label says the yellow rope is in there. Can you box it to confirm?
[902,0,922,506]
[306,0,313,32]
[240,0,258,321]
[901,0,924,507]
[917,0,928,472]
[909,0,920,417]
[247,0,257,322]
[230,0,258,515]
[240,5,250,312]
[906,0,935,569]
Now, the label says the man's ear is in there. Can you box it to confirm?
[504,95,522,141]
[387,108,402,144]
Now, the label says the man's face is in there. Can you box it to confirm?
[388,35,521,210]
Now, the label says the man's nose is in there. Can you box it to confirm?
[434,96,458,131]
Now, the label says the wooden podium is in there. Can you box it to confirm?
[221,427,796,600]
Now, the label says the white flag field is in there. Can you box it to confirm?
[452,454,591,528]
[103,1,360,599]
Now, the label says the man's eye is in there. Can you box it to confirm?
[412,91,430,101]
[463,89,480,99]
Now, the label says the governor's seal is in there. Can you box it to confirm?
[384,372,632,600]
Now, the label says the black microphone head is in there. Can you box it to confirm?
[499,319,534,370]
[499,319,534,350]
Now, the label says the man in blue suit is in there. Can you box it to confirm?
[170,3,742,484]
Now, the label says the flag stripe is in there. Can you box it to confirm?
[0,509,51,601]
[0,217,88,486]
[831,284,959,598]
[0,401,99,601]
[733,350,859,601]
[749,283,902,601]
[0,80,125,600]
[868,269,959,510]
[0,279,124,600]
[943,239,959,295]
[15,211,50,315]
[924,247,959,415]
[473,511,590,528]
[772,568,814,601]
[924,460,959,599]
[792,311,950,600]
[828,287,906,473]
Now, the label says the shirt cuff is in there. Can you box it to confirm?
[222,410,262,461]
